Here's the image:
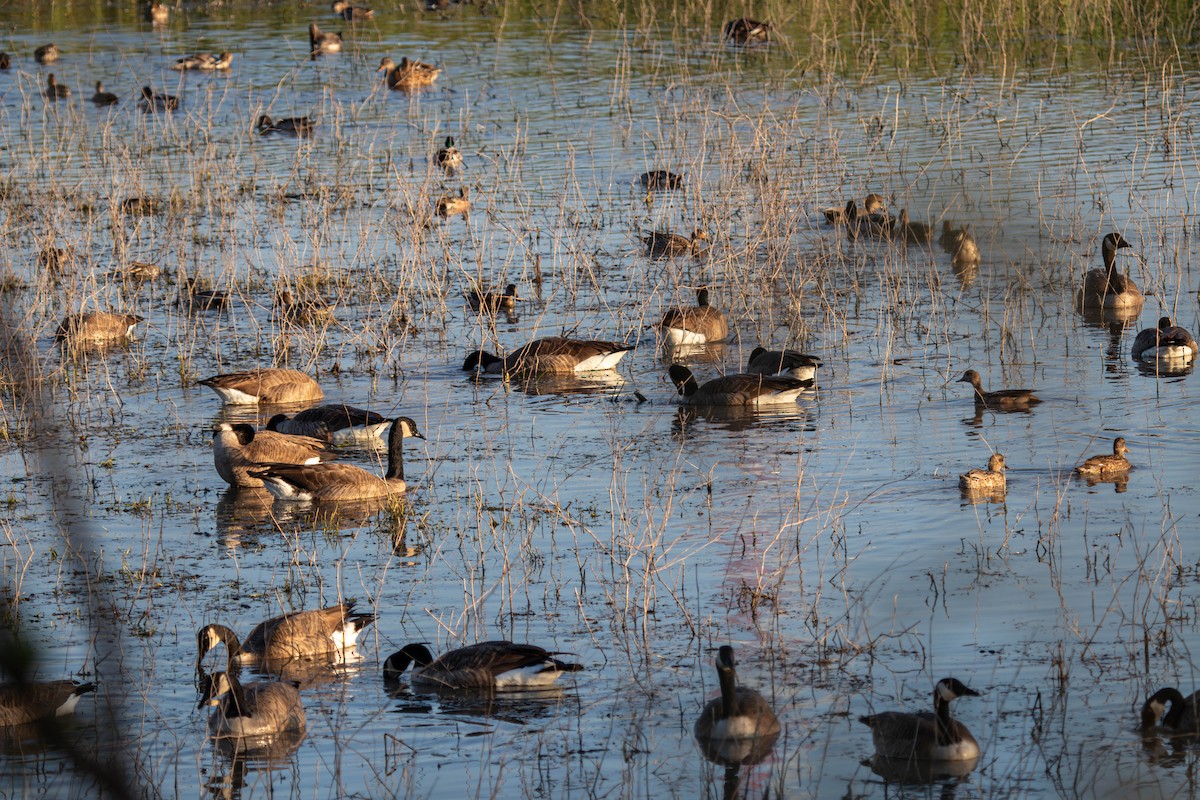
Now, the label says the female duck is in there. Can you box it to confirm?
[1075,437,1130,477]
[1131,316,1198,362]
[198,671,306,739]
[140,86,179,112]
[657,288,728,345]
[694,646,780,741]
[959,453,1006,492]
[91,82,118,106]
[463,337,632,376]
[196,600,376,666]
[957,369,1041,410]
[383,641,582,690]
[1077,232,1142,312]
[642,229,707,259]
[378,56,441,89]
[45,74,70,100]
[309,23,342,54]
[860,677,982,761]
[668,365,809,407]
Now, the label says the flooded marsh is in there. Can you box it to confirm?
[2,1,1200,798]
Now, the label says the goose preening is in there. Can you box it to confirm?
[694,646,781,743]
[250,417,422,502]
[55,312,142,344]
[746,347,821,381]
[383,641,583,690]
[332,0,374,20]
[639,170,683,191]
[958,453,1006,492]
[91,81,118,106]
[463,337,632,376]
[255,114,315,137]
[171,52,233,71]
[957,369,1041,410]
[1074,437,1131,478]
[309,23,342,55]
[723,18,771,44]
[378,56,441,89]
[1141,687,1200,733]
[642,229,707,259]
[657,288,729,346]
[34,44,59,65]
[465,283,520,313]
[139,86,179,112]
[860,677,982,761]
[266,404,391,445]
[198,671,306,739]
[197,601,376,666]
[45,74,70,100]
[211,423,330,489]
[1077,232,1142,312]
[0,681,94,726]
[435,136,462,173]
[200,369,324,405]
[668,365,810,406]
[1132,317,1198,362]
[436,187,470,218]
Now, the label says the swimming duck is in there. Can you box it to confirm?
[55,312,143,343]
[842,196,894,239]
[435,136,463,173]
[860,677,982,761]
[642,230,707,259]
[957,369,1042,410]
[1131,316,1198,362]
[250,417,422,501]
[463,337,632,376]
[1074,437,1130,477]
[34,44,59,65]
[266,404,391,445]
[436,187,470,218]
[200,368,324,405]
[378,56,441,89]
[746,347,821,381]
[723,18,771,44]
[383,641,583,690]
[198,671,306,739]
[171,52,233,71]
[950,229,981,269]
[958,453,1006,492]
[197,601,376,666]
[0,681,94,726]
[309,23,342,54]
[38,245,74,274]
[146,2,168,23]
[139,86,179,112]
[639,170,684,191]
[657,288,728,345]
[91,81,118,106]
[332,0,374,20]
[211,423,330,489]
[0,53,10,70]
[1077,232,1142,312]
[465,283,519,313]
[897,209,933,245]
[824,193,886,225]
[255,114,315,137]
[668,365,809,406]
[45,74,69,100]
[1141,687,1200,733]
[694,646,780,742]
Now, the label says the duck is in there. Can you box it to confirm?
[436,187,470,218]
[309,23,342,55]
[1131,316,1198,362]
[957,369,1042,410]
[383,641,583,690]
[90,81,118,106]
[860,677,982,761]
[951,229,981,269]
[249,416,422,502]
[211,423,330,489]
[332,0,374,20]
[824,193,886,225]
[55,312,143,343]
[146,2,169,24]
[178,277,229,311]
[196,601,376,666]
[958,453,1006,492]
[694,646,780,742]
[38,245,74,274]
[274,290,335,325]
[639,170,684,191]
[378,56,441,89]
[464,283,519,313]
[897,209,933,245]
[139,86,179,112]
[171,53,233,71]
[200,369,324,406]
[1077,232,1142,312]
[266,404,391,445]
[45,74,70,100]
[435,136,463,173]
[198,671,306,739]
[115,261,162,282]
[34,44,59,65]
[463,337,632,376]
[0,53,10,70]
[746,347,821,381]
[642,229,707,259]
[1141,687,1200,733]
[723,18,771,44]
[1075,437,1131,477]
[0,680,94,726]
[656,288,728,345]
[668,365,810,406]
[255,114,315,137]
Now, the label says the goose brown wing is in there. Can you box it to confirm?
[433,641,579,675]
[247,602,357,657]
[251,462,382,494]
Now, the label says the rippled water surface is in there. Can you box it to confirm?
[2,2,1200,798]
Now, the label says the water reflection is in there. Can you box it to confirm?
[672,404,814,436]
[386,682,572,727]
[204,730,306,800]
[214,488,276,547]
[865,753,978,787]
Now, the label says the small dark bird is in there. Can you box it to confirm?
[639,170,684,191]
[723,18,771,44]
[957,369,1041,410]
[34,44,59,65]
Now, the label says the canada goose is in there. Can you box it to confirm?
[1075,437,1131,477]
[45,74,70,100]
[0,681,94,726]
[91,81,118,106]
[657,288,729,345]
[1078,232,1142,311]
[266,404,391,445]
[897,209,933,245]
[959,453,1006,492]
[250,416,422,501]
[146,2,168,23]
[746,347,821,381]
[172,53,232,71]
[200,369,324,406]
[198,671,306,739]
[140,86,179,112]
[694,646,780,742]
[957,369,1042,410]
[463,337,633,376]
[436,187,470,218]
[1141,687,1200,733]
[383,641,583,690]
[55,312,142,343]
[642,229,707,259]
[860,677,982,761]
[332,0,374,20]
[639,170,684,191]
[378,56,440,89]
[255,114,315,137]
[669,365,809,406]
[435,136,463,173]
[723,18,771,44]
[212,423,330,489]
[309,23,342,54]
[197,601,376,666]
[465,283,519,313]
[0,53,10,70]
[1132,316,1198,362]
[34,44,59,65]
[824,193,886,225]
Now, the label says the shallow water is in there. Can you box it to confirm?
[1,3,1200,799]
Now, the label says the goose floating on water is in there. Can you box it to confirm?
[1142,687,1200,733]
[200,368,324,406]
[212,423,330,489]
[0,680,94,726]
[463,337,632,376]
[657,288,728,346]
[1077,232,1142,312]
[198,670,306,739]
[860,677,982,761]
[383,641,583,690]
[746,347,821,381]
[197,601,376,666]
[266,404,391,445]
[668,365,810,406]
[694,646,780,742]
[1132,316,1198,363]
